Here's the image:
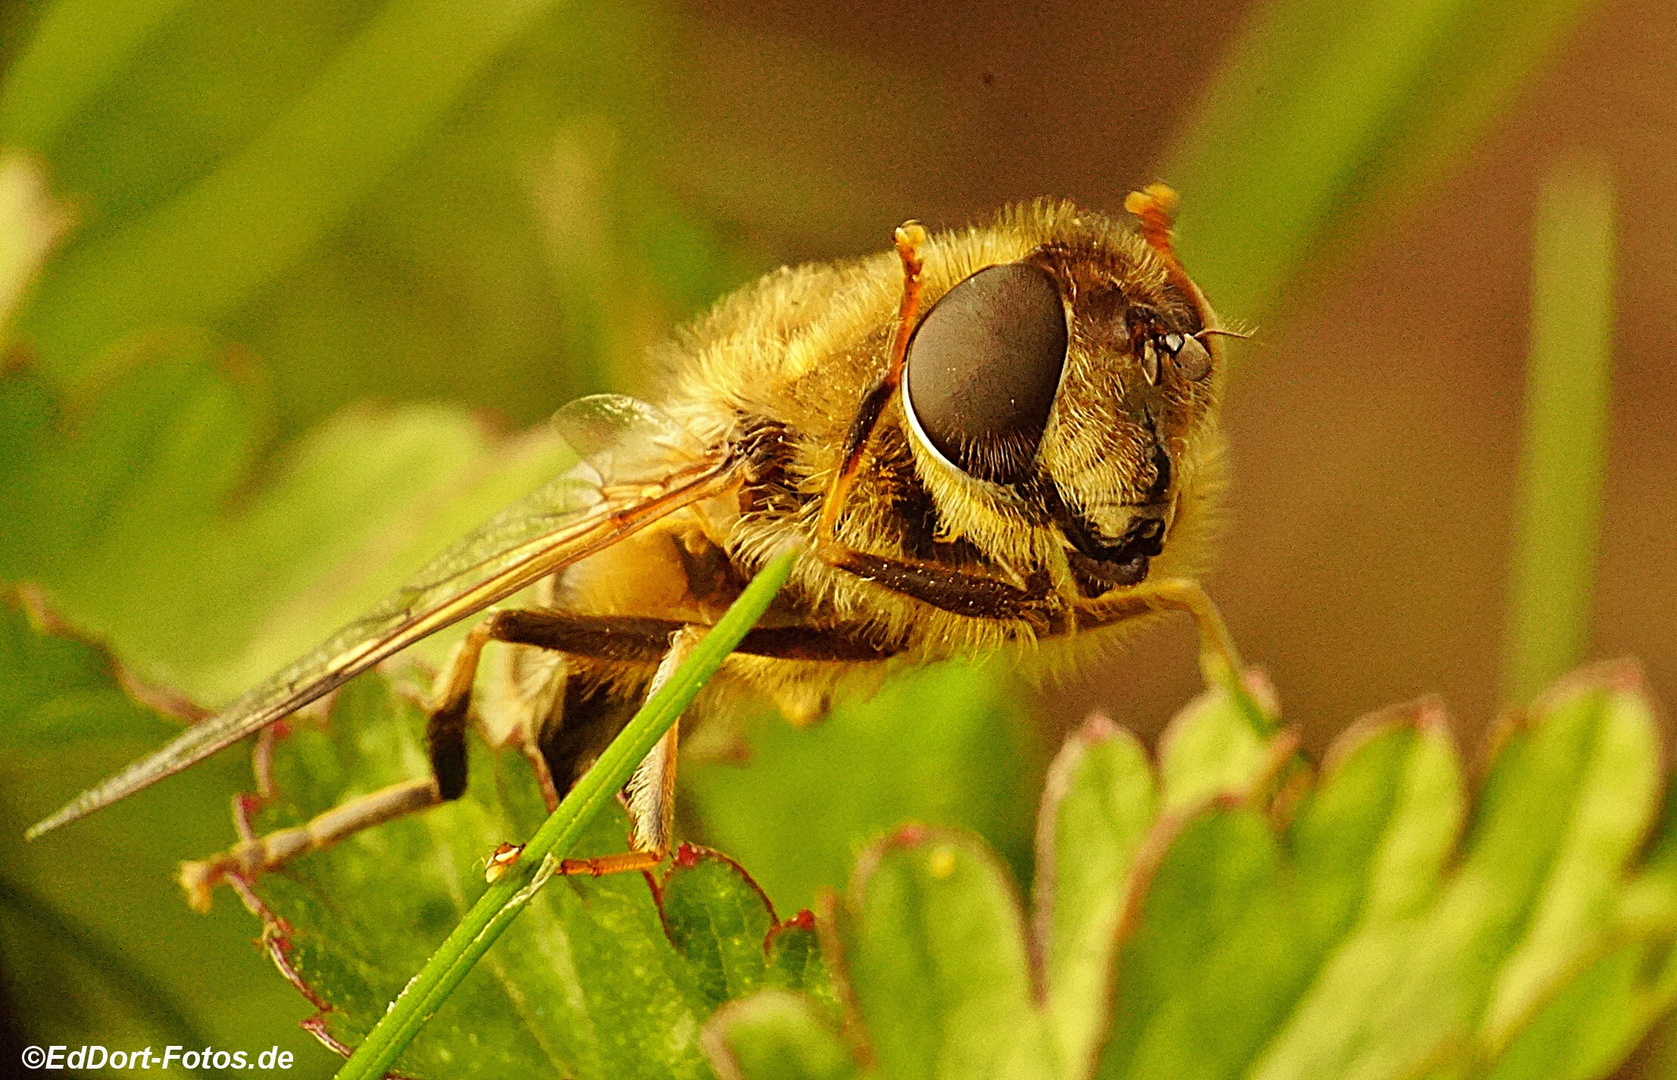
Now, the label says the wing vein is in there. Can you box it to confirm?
[27,455,739,839]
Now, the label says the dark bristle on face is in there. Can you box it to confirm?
[904,262,1068,484]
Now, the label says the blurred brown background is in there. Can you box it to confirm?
[3,0,1674,1072]
[662,0,1675,753]
[7,0,1666,755]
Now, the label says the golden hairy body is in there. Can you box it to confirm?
[36,189,1235,893]
[549,198,1227,725]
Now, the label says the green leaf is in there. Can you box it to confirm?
[765,912,828,997]
[838,827,1055,1080]
[1033,715,1157,1072]
[1288,699,1463,934]
[660,847,778,1009]
[787,663,1675,1080]
[0,597,335,1073]
[1242,704,1467,1079]
[686,658,1046,915]
[0,874,220,1071]
[1098,806,1303,1080]
[222,664,833,1080]
[1156,672,1285,814]
[0,601,173,751]
[703,990,861,1080]
[1485,938,1677,1080]
[1479,665,1660,1041]
[1246,664,1665,1079]
[1087,702,1461,1080]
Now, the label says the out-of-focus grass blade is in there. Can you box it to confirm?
[0,0,192,151]
[0,875,216,1063]
[1502,160,1614,706]
[334,549,798,1080]
[18,0,562,388]
[0,153,71,338]
[1164,0,1601,324]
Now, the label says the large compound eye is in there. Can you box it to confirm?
[902,263,1068,484]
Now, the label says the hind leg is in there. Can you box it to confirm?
[182,615,707,905]
[180,618,510,909]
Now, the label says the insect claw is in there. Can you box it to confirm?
[179,857,227,913]
[484,841,525,883]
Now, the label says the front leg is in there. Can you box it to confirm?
[1075,577,1244,686]
[810,221,1064,629]
[804,217,1056,624]
[816,540,1057,624]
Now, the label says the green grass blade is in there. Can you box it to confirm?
[1164,0,1601,325]
[1502,160,1615,706]
[18,0,561,388]
[332,547,798,1080]
[0,0,193,151]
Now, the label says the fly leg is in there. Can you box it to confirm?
[182,601,892,906]
[183,616,730,904]
[813,220,926,549]
[809,221,1069,626]
[1074,577,1244,686]
[182,618,526,910]
[554,626,702,878]
[816,544,1059,626]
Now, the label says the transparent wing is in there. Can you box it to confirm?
[30,398,736,838]
[553,392,709,485]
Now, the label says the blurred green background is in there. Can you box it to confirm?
[1,0,1673,1075]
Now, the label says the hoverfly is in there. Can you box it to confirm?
[30,186,1242,895]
